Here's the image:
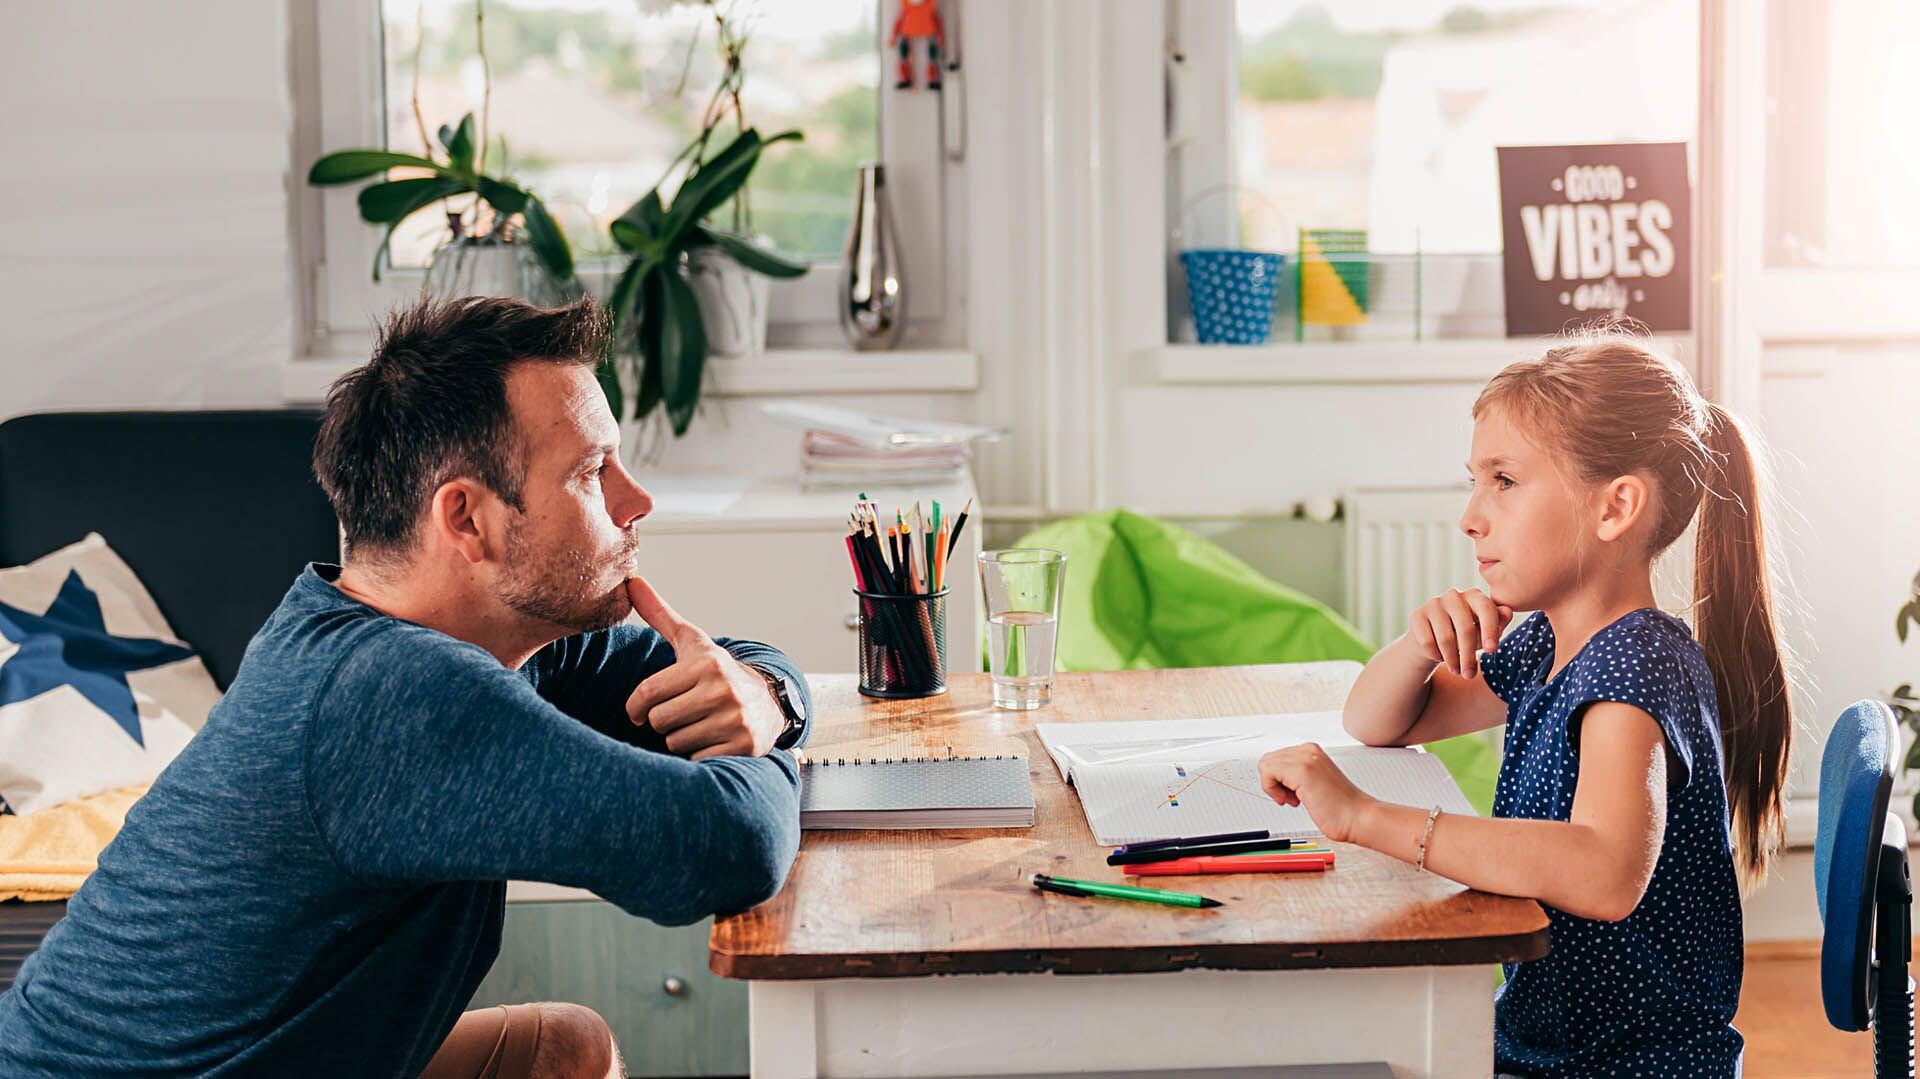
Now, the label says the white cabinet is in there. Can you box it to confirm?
[629,472,982,677]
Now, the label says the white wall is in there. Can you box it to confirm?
[0,3,294,421]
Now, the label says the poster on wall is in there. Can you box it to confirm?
[1496,142,1691,337]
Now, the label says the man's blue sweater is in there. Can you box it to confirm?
[0,564,807,1076]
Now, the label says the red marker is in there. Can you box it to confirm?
[1123,851,1335,876]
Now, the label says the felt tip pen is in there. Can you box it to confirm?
[1117,830,1270,854]
[1031,873,1223,909]
[1123,851,1336,876]
[1107,839,1318,865]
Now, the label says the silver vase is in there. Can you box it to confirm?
[839,163,905,349]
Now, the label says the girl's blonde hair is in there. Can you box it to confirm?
[1474,331,1791,889]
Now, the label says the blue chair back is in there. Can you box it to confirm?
[1815,698,1901,1031]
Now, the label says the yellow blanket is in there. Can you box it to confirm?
[0,784,147,902]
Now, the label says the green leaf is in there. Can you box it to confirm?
[613,190,665,248]
[668,128,802,239]
[1898,683,1916,702]
[475,176,529,217]
[307,150,441,185]
[520,196,574,283]
[696,227,812,278]
[607,259,645,332]
[440,114,478,171]
[1900,602,1920,643]
[609,219,648,253]
[661,129,801,241]
[595,356,624,423]
[657,269,708,436]
[357,176,468,224]
[1905,736,1920,772]
[1911,789,1920,821]
[365,180,471,281]
[633,268,667,422]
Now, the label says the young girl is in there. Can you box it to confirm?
[1258,334,1791,1077]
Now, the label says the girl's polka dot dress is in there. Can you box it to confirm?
[1480,608,1743,1077]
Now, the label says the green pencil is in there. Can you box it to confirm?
[1031,873,1223,909]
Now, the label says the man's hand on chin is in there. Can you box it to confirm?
[623,576,785,760]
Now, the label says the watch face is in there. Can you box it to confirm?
[778,674,808,721]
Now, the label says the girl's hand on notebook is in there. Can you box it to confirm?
[1257,744,1373,843]
[1408,588,1513,680]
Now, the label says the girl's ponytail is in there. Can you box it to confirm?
[1694,402,1791,888]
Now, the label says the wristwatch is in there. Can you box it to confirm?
[749,664,808,750]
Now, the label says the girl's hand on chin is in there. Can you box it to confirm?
[1257,744,1375,843]
[1409,588,1513,679]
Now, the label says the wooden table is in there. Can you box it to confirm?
[711,665,1548,1077]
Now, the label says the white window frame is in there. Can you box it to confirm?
[290,0,965,361]
[1162,0,1698,368]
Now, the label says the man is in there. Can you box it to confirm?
[0,296,812,1077]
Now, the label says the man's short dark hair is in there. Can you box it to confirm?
[313,294,609,562]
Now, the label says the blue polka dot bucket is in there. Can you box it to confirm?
[1180,249,1284,345]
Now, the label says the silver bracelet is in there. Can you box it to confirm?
[1414,805,1442,872]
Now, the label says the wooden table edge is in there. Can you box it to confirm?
[707,921,1549,981]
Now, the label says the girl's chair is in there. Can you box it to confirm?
[1815,699,1913,1076]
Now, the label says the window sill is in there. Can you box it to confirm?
[1142,340,1539,387]
[282,348,980,404]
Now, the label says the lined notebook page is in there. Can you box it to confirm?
[1071,746,1476,846]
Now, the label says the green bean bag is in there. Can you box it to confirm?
[1010,510,1499,815]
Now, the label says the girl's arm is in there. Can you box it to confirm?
[1263,701,1668,923]
[1343,589,1513,747]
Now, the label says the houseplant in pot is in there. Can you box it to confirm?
[306,111,575,296]
[604,126,808,437]
[1891,569,1920,815]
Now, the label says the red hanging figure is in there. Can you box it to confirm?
[888,0,944,91]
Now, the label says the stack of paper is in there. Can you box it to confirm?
[763,402,1003,490]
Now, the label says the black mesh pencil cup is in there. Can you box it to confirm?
[855,588,948,698]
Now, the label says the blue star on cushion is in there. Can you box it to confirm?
[0,569,196,747]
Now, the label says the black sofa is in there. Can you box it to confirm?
[0,410,340,989]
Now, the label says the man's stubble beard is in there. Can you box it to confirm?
[494,513,637,634]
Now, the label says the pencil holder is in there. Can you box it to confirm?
[855,588,948,699]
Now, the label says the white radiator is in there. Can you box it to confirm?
[1343,488,1482,648]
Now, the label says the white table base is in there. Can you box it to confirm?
[748,965,1497,1077]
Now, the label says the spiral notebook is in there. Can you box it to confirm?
[798,754,1035,830]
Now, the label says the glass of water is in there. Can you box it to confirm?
[977,548,1067,710]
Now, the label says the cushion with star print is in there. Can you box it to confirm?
[0,533,220,815]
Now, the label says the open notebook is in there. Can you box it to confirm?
[1070,746,1475,846]
[798,755,1035,830]
[1035,712,1475,846]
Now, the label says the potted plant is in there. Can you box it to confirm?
[306,112,575,295]
[604,126,808,437]
[1890,570,1920,814]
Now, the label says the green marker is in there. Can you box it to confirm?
[1031,873,1223,909]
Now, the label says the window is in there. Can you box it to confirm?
[1764,0,1920,269]
[376,1,878,270]
[1168,0,1698,343]
[299,0,959,355]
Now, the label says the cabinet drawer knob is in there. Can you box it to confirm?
[662,975,688,997]
[843,613,861,632]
